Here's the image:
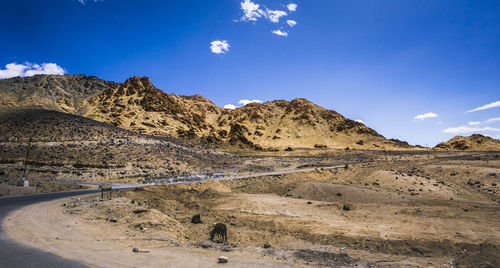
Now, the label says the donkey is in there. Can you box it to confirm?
[209,223,227,243]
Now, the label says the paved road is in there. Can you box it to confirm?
[163,164,348,185]
[0,165,348,267]
[0,190,100,268]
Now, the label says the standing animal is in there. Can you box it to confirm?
[210,223,227,243]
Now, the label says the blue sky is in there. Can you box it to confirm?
[1,0,499,146]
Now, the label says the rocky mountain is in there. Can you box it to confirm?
[435,134,500,151]
[83,76,410,150]
[0,74,412,151]
[0,74,117,114]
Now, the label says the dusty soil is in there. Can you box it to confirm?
[0,182,89,197]
[5,153,500,267]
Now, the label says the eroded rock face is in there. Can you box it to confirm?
[1,74,410,150]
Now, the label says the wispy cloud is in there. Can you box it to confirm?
[443,126,500,134]
[485,117,500,123]
[210,40,230,54]
[240,0,265,21]
[0,62,65,79]
[414,112,438,121]
[238,99,262,106]
[287,3,297,12]
[271,29,288,36]
[468,121,481,126]
[266,9,287,23]
[466,100,500,113]
[286,19,297,27]
[77,0,102,5]
[239,1,288,23]
[223,104,237,109]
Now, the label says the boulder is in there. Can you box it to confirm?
[218,256,228,263]
[191,214,202,224]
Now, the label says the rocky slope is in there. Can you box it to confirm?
[0,107,240,183]
[83,76,410,150]
[435,134,500,151]
[0,74,117,114]
[0,74,412,151]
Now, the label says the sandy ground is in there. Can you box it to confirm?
[4,198,310,268]
[4,155,500,267]
[0,182,89,197]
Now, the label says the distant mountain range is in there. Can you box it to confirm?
[1,74,498,152]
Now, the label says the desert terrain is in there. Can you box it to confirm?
[1,74,500,267]
[5,151,500,267]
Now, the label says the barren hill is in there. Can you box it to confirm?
[0,74,117,114]
[0,107,239,182]
[0,75,412,151]
[83,76,410,150]
[435,134,500,151]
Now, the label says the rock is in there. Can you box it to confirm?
[263,243,271,248]
[492,183,497,186]
[109,218,117,223]
[343,204,351,211]
[132,248,139,252]
[191,214,202,224]
[131,200,136,204]
[307,201,312,205]
[218,256,228,263]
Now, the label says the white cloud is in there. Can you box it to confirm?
[286,19,297,27]
[266,9,287,23]
[443,126,500,134]
[77,0,101,4]
[287,3,297,12]
[240,0,265,21]
[210,40,230,54]
[271,29,288,36]
[355,119,364,124]
[466,100,500,113]
[223,104,237,110]
[0,62,65,79]
[238,99,262,106]
[485,117,500,123]
[414,112,438,121]
[468,121,481,126]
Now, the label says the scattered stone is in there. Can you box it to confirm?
[132,248,139,252]
[492,183,497,186]
[133,209,148,214]
[336,193,342,197]
[218,256,228,263]
[109,218,117,223]
[131,200,136,204]
[307,201,312,205]
[191,214,202,224]
[263,243,271,248]
[343,204,351,211]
